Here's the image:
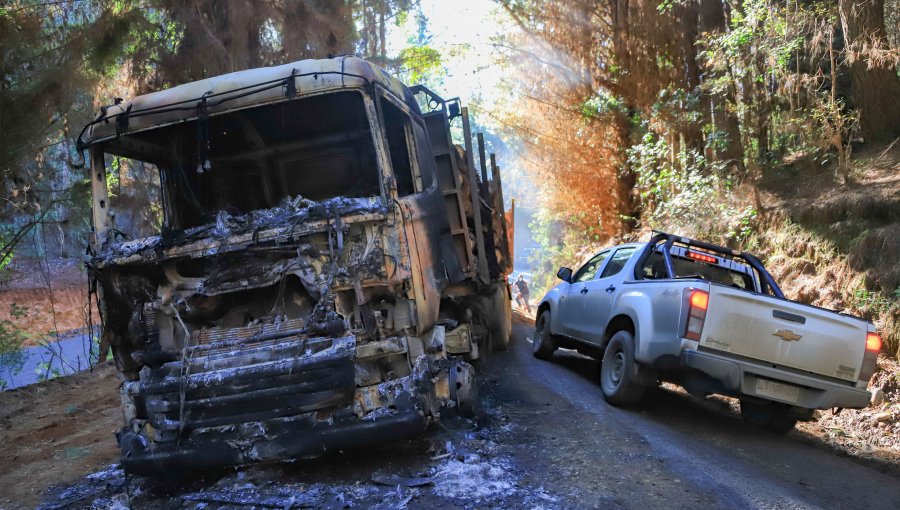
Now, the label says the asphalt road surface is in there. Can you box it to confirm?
[34,317,900,509]
[488,319,900,509]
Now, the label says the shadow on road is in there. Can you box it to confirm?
[519,326,900,479]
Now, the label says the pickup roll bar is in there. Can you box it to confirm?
[636,231,786,299]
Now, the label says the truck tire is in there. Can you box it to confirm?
[532,311,557,360]
[740,400,797,435]
[600,331,645,406]
[489,283,512,351]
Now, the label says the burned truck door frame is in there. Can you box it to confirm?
[374,86,451,335]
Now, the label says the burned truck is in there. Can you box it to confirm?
[77,57,512,474]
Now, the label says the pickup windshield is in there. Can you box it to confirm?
[641,249,757,291]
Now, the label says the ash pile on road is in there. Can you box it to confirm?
[37,410,560,510]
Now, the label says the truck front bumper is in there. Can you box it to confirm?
[118,334,442,475]
[681,349,871,409]
[120,405,427,475]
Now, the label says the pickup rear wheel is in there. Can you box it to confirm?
[532,311,557,360]
[600,331,645,406]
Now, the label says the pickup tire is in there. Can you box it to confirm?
[532,311,557,360]
[600,331,645,406]
[740,400,797,435]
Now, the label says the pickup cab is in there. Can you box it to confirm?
[534,232,880,433]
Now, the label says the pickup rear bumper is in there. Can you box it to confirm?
[681,349,871,409]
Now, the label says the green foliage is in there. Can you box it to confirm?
[579,92,625,121]
[851,287,898,317]
[106,158,121,197]
[34,361,62,381]
[527,210,586,297]
[698,0,861,166]
[398,45,443,84]
[627,131,757,243]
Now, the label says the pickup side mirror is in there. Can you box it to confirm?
[557,267,573,282]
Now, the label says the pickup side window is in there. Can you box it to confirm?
[572,250,611,283]
[599,247,637,278]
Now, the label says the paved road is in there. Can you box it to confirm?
[35,318,900,509]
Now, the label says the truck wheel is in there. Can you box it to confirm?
[489,283,512,351]
[532,311,557,360]
[600,331,645,406]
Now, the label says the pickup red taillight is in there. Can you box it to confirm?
[684,289,709,341]
[859,332,881,383]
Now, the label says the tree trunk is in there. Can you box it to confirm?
[838,0,900,142]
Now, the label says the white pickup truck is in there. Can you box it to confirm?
[534,232,881,433]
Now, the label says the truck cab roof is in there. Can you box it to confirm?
[79,56,417,148]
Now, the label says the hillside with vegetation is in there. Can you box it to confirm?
[490,0,899,355]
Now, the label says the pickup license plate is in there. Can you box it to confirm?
[755,379,800,403]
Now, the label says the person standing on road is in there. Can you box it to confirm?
[514,275,531,313]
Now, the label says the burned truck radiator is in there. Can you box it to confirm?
[126,335,356,441]
[118,331,431,474]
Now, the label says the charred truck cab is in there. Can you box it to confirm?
[77,57,512,474]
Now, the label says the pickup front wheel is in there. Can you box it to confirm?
[600,331,645,406]
[532,311,557,360]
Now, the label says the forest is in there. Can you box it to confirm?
[1,0,898,360]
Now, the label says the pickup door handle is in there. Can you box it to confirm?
[580,287,589,294]
[606,285,616,293]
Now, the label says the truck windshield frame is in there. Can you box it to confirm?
[92,89,384,232]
